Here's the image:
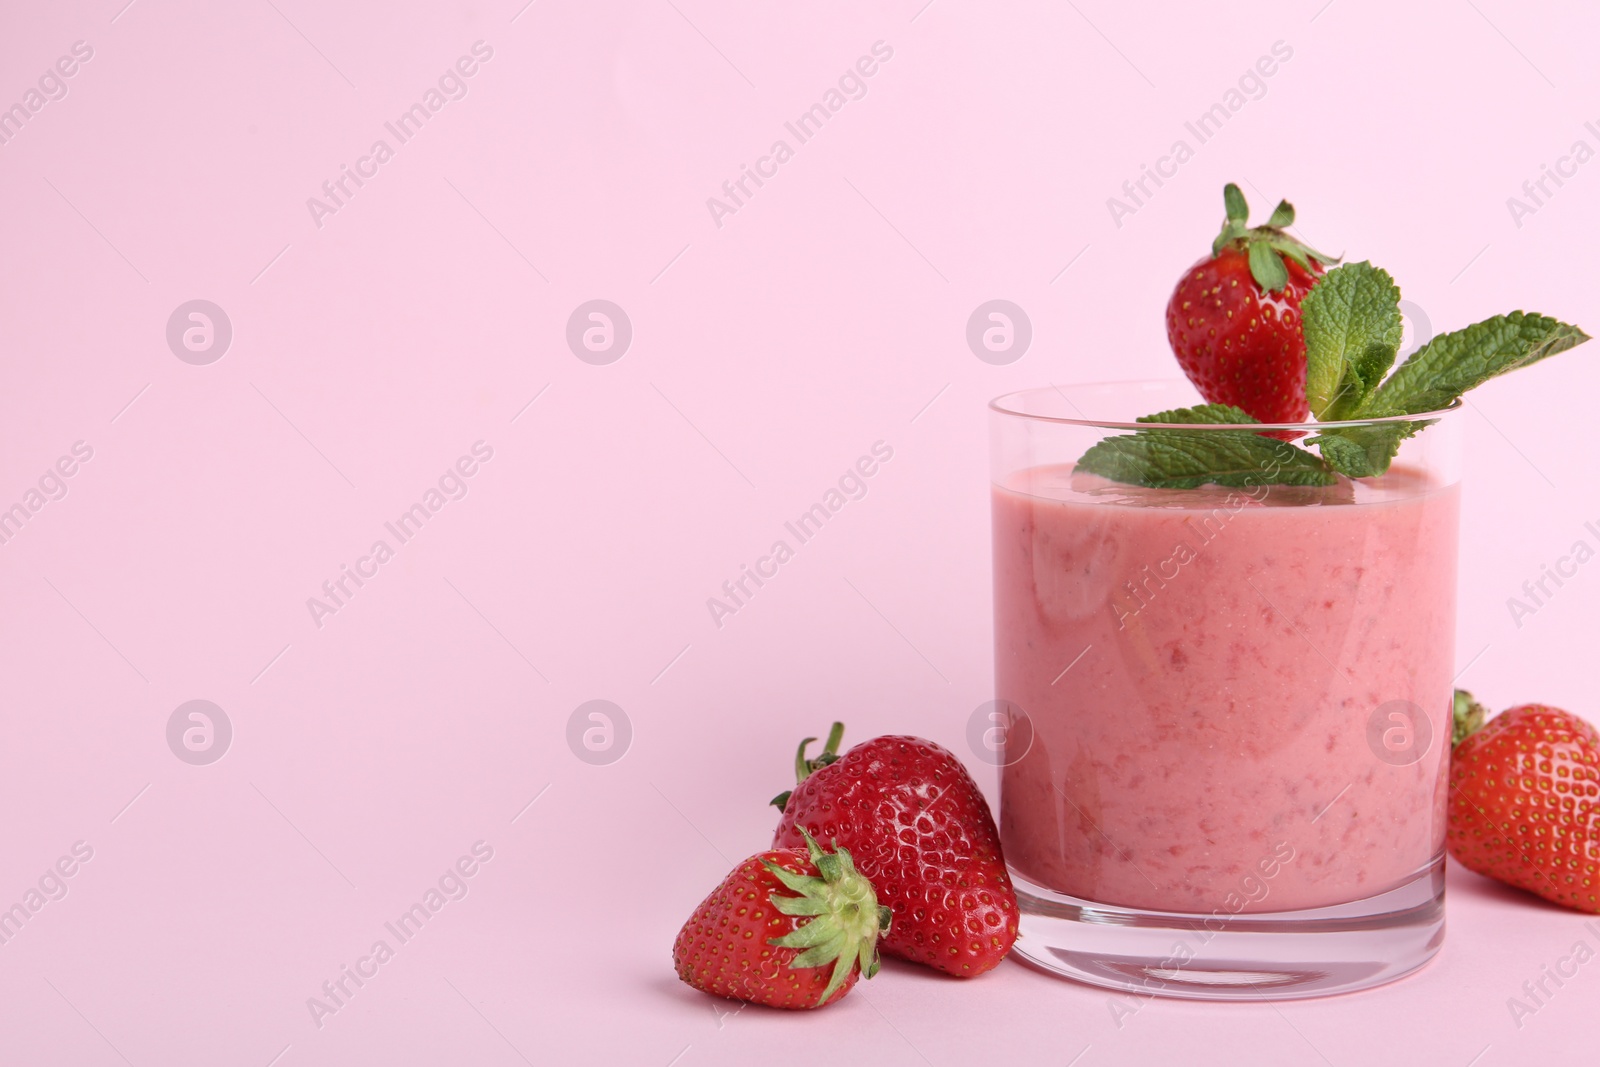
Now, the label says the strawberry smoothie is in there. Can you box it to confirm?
[993,463,1459,914]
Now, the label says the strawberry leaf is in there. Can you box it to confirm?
[1247,241,1289,292]
[1212,219,1247,257]
[1223,183,1249,224]
[761,829,888,1007]
[1302,262,1404,420]
[1271,239,1315,273]
[1453,689,1489,746]
[1266,199,1295,228]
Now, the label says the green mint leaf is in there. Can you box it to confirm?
[1362,312,1591,416]
[1136,403,1259,425]
[1223,183,1249,223]
[1077,430,1336,490]
[1309,421,1429,478]
[1247,241,1289,292]
[1301,262,1404,420]
[1266,199,1295,228]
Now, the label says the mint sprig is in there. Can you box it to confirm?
[1302,262,1404,420]
[1303,422,1425,479]
[1136,403,1260,425]
[1078,415,1337,490]
[1299,266,1589,476]
[1361,312,1589,417]
[1087,401,1341,487]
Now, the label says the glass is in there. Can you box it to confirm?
[988,380,1462,1000]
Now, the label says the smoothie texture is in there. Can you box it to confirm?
[993,463,1459,914]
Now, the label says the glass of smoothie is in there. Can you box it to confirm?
[989,380,1462,1000]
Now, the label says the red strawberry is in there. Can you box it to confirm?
[1167,183,1336,424]
[770,724,1018,977]
[1447,690,1600,913]
[673,828,889,1009]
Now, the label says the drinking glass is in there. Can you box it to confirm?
[989,380,1461,1000]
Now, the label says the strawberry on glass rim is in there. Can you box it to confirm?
[1167,183,1338,424]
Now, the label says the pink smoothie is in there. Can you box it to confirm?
[993,464,1459,913]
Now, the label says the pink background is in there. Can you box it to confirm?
[2,0,1598,1063]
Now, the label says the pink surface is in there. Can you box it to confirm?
[1,1,1597,1063]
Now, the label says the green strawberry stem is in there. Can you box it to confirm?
[764,828,891,1006]
[1211,182,1338,292]
[1453,689,1489,747]
[771,722,847,812]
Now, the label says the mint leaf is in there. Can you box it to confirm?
[1136,403,1258,425]
[1302,262,1404,420]
[1362,312,1591,416]
[1309,421,1428,478]
[1077,430,1336,489]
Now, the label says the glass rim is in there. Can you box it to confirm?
[989,380,1462,431]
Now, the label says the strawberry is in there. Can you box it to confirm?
[770,724,1018,977]
[1167,183,1337,424]
[1447,689,1600,914]
[673,828,889,1009]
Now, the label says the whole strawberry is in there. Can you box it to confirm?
[771,724,1018,977]
[673,828,889,1009]
[1447,690,1600,914]
[1167,183,1336,423]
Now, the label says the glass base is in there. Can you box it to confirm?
[1010,858,1445,1001]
